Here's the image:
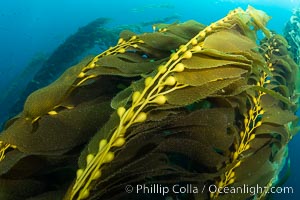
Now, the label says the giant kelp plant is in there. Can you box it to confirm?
[0,6,299,200]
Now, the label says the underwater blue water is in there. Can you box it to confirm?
[0,0,299,199]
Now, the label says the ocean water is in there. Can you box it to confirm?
[0,0,299,200]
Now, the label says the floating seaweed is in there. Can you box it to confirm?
[284,8,300,64]
[0,6,299,200]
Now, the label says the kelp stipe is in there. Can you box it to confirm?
[0,141,15,162]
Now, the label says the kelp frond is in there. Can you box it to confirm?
[211,31,298,200]
[69,7,274,200]
[210,44,269,200]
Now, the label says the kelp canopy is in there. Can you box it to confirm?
[0,5,299,200]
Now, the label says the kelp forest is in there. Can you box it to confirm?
[0,5,299,200]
